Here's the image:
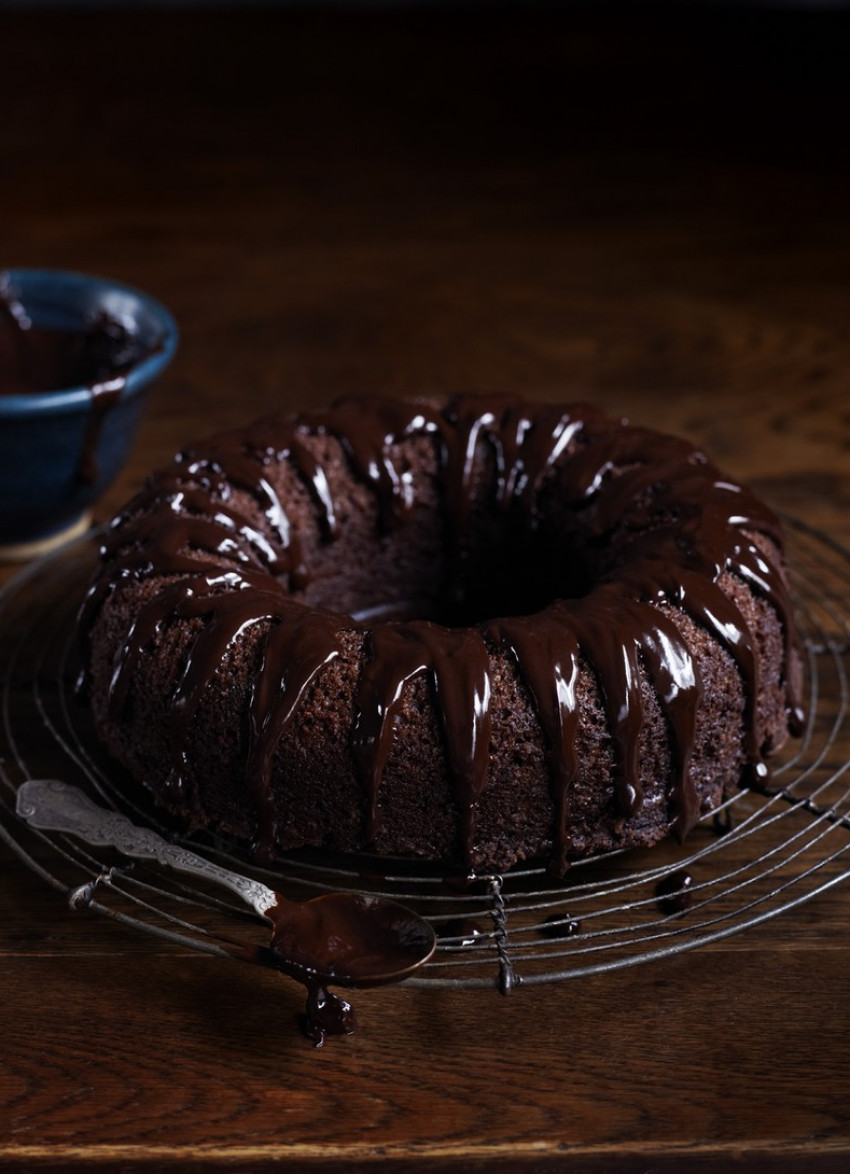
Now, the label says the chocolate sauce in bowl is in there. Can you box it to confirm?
[0,290,152,484]
[436,917,486,946]
[0,294,141,396]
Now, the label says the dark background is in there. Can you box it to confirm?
[1,1,848,523]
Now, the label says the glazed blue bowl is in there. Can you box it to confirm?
[0,268,177,559]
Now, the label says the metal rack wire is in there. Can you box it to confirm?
[1,515,849,994]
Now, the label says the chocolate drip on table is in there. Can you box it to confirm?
[656,869,695,916]
[232,891,434,1046]
[82,393,803,875]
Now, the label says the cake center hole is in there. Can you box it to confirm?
[347,529,596,628]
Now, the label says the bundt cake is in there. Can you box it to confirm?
[80,393,804,875]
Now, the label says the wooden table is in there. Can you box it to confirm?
[1,6,849,1171]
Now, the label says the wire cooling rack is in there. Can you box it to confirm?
[1,515,849,995]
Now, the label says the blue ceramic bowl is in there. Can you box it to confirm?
[0,268,178,559]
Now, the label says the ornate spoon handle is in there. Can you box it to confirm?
[16,779,277,916]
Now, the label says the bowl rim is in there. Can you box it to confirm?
[0,267,178,417]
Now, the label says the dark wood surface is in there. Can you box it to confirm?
[1,6,849,1170]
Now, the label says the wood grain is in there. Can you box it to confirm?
[1,5,849,1170]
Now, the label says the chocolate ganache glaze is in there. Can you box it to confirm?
[80,393,804,876]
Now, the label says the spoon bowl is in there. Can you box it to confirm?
[266,889,438,985]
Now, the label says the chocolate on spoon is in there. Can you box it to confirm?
[16,779,437,1045]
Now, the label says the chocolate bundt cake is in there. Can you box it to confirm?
[81,393,804,875]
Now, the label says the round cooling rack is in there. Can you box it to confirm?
[1,514,849,996]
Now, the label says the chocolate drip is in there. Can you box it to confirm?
[76,376,126,484]
[84,392,803,874]
[620,560,764,778]
[486,612,581,877]
[300,985,355,1047]
[246,604,344,857]
[353,622,491,859]
[165,584,287,801]
[539,912,582,940]
[307,396,442,531]
[490,587,703,872]
[436,917,485,945]
[656,869,695,916]
[180,418,342,570]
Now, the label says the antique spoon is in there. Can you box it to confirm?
[16,778,437,1044]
